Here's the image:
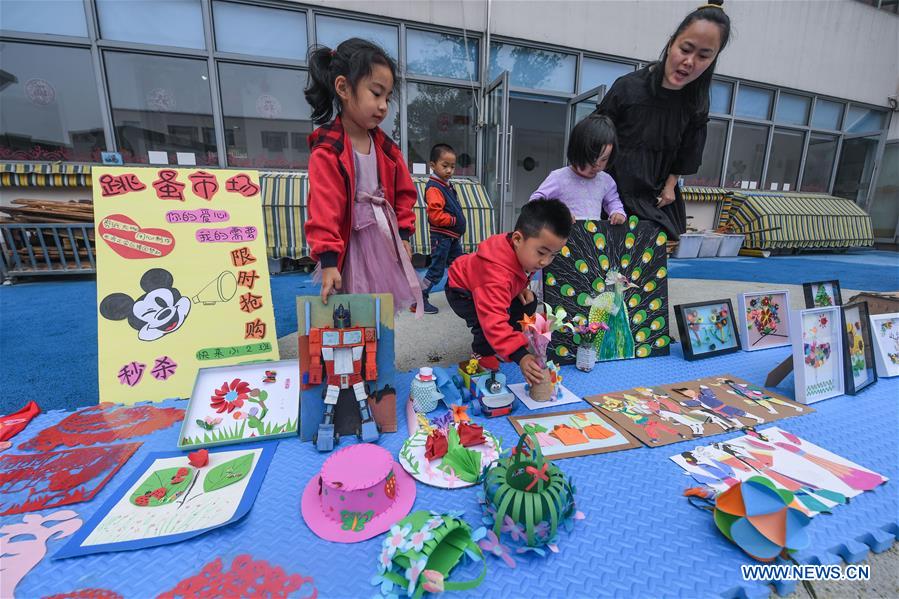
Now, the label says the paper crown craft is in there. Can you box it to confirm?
[373,510,485,599]
[714,476,811,562]
[481,431,580,549]
[302,443,416,543]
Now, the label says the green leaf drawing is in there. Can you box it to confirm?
[129,466,195,507]
[203,453,255,492]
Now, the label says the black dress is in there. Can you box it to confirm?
[593,66,708,238]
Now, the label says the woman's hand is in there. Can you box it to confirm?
[320,267,342,304]
[657,175,679,208]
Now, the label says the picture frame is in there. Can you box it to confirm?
[790,306,845,404]
[803,280,842,308]
[674,299,741,361]
[840,302,878,394]
[869,311,899,378]
[738,290,792,351]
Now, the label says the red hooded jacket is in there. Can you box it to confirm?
[448,233,531,362]
[305,116,417,270]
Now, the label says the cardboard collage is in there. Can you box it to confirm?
[508,408,640,459]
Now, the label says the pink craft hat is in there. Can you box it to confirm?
[301,443,416,543]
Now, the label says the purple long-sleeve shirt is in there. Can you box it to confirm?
[529,167,625,220]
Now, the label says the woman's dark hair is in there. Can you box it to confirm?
[652,0,731,113]
[567,115,617,170]
[305,38,398,125]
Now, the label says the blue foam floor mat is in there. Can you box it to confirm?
[4,344,896,599]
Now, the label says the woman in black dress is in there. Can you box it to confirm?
[594,1,731,238]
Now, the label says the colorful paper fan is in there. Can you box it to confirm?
[714,476,810,562]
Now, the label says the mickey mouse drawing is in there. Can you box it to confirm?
[100,268,191,341]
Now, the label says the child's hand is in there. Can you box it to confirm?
[519,354,545,387]
[402,240,413,259]
[321,267,341,304]
[517,287,535,305]
[609,212,626,225]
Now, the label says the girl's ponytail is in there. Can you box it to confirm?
[305,45,337,125]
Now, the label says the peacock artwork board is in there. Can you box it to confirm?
[542,216,670,365]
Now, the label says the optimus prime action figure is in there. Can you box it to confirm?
[307,302,380,451]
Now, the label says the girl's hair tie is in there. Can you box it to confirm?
[697,2,724,10]
[329,49,336,57]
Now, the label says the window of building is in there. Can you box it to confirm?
[765,129,804,190]
[579,58,633,93]
[725,122,768,188]
[105,52,216,165]
[710,80,732,115]
[0,0,88,37]
[97,0,205,49]
[218,63,311,169]
[868,141,899,239]
[213,2,306,60]
[315,15,398,60]
[734,85,773,120]
[811,99,843,131]
[406,29,478,81]
[684,118,727,187]
[489,42,576,93]
[406,83,478,176]
[844,105,886,133]
[801,134,838,192]
[0,42,104,162]
[774,93,810,126]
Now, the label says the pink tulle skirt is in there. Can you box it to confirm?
[314,190,422,316]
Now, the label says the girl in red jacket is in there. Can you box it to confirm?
[304,38,422,315]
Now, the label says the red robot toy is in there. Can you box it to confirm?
[307,302,380,451]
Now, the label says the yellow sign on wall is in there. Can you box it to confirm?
[93,166,279,405]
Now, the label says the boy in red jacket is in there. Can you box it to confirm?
[446,199,572,386]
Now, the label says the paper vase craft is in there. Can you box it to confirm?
[53,443,276,558]
[179,359,299,449]
[670,427,887,517]
[508,382,584,411]
[869,312,899,378]
[791,306,845,403]
[738,290,791,351]
[840,302,877,394]
[508,408,639,459]
[542,216,671,364]
[586,376,809,448]
[301,443,415,543]
[93,167,278,405]
[803,280,842,309]
[399,420,501,489]
[297,294,397,447]
[675,299,741,360]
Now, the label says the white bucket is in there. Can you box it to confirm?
[672,233,703,259]
[697,233,723,258]
[717,234,745,257]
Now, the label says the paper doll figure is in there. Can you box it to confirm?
[673,385,763,428]
[601,396,683,444]
[679,449,740,488]
[0,510,83,598]
[773,430,886,492]
[641,387,734,433]
[635,387,711,436]
[716,378,803,415]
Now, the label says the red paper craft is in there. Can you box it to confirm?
[19,404,182,452]
[44,590,124,599]
[457,423,486,447]
[425,430,448,461]
[157,554,317,599]
[0,443,141,516]
[0,401,40,442]
[188,449,209,468]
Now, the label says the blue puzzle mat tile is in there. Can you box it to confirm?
[2,345,896,598]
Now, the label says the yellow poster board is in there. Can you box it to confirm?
[93,166,279,405]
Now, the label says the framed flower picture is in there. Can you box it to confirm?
[674,299,741,361]
[803,280,842,308]
[738,290,791,351]
[178,359,299,449]
[869,312,899,378]
[840,302,877,394]
[790,306,844,404]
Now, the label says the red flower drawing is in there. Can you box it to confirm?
[210,379,251,413]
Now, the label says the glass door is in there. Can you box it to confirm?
[564,84,607,152]
[868,140,899,243]
[832,134,881,207]
[481,71,510,231]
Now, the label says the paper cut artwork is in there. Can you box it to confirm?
[870,312,899,378]
[671,427,887,517]
[508,382,583,411]
[297,294,397,450]
[542,217,670,364]
[803,280,842,308]
[53,444,275,558]
[0,443,140,516]
[20,404,183,452]
[157,554,317,599]
[840,302,877,394]
[0,400,40,442]
[93,166,277,405]
[738,291,791,351]
[179,360,299,449]
[0,510,83,599]
[791,306,844,403]
[675,299,741,360]
[585,376,808,447]
[399,419,501,488]
[44,589,124,599]
[508,408,638,459]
